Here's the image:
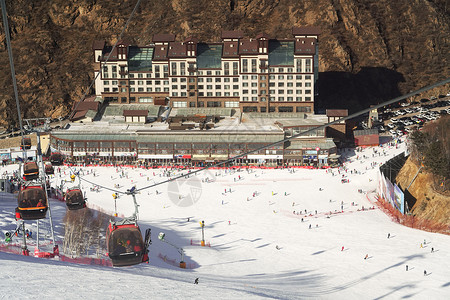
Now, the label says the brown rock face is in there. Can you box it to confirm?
[0,0,449,127]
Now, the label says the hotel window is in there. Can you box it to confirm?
[104,87,110,92]
[279,90,284,94]
[296,60,302,73]
[269,75,275,80]
[104,81,109,85]
[278,68,283,73]
[215,78,221,82]
[305,82,311,87]
[181,92,186,96]
[138,87,144,92]
[146,81,152,85]
[305,90,311,94]
[260,75,266,80]
[180,63,185,75]
[112,66,117,78]
[155,80,161,85]
[305,75,311,80]
[233,85,239,89]
[164,80,169,85]
[243,97,249,101]
[305,97,311,101]
[180,78,186,82]
[242,75,248,80]
[181,85,186,89]
[172,92,178,96]
[121,88,127,92]
[270,97,275,101]
[146,73,152,78]
[251,59,257,72]
[260,90,266,95]
[260,97,266,102]
[288,68,293,73]
[130,81,135,85]
[171,62,177,75]
[224,92,230,96]
[287,75,293,80]
[278,82,284,87]
[171,78,177,82]
[233,92,239,96]
[215,71,221,75]
[233,77,239,82]
[129,74,134,78]
[198,78,204,82]
[278,97,284,101]
[189,78,195,83]
[112,80,118,85]
[260,83,266,87]
[216,92,221,96]
[147,87,152,92]
[189,92,195,97]
[207,92,213,96]
[252,97,258,101]
[296,82,302,87]
[233,62,238,75]
[207,78,212,82]
[163,65,169,77]
[155,87,161,92]
[243,82,248,87]
[287,82,293,87]
[251,82,257,87]
[269,90,275,94]
[207,85,213,90]
[120,81,126,85]
[198,85,204,89]
[139,97,153,103]
[251,90,257,94]
[278,75,284,80]
[172,85,178,90]
[287,90,293,94]
[242,59,248,73]
[224,62,230,75]
[199,92,204,96]
[155,65,160,78]
[103,66,109,78]
[130,88,135,92]
[305,59,311,72]
[138,81,144,85]
[138,73,143,78]
[214,84,221,90]
[251,75,257,80]
[296,90,302,94]
[207,71,212,75]
[269,83,275,87]
[296,97,302,101]
[296,75,302,80]
[243,90,248,94]
[224,85,230,90]
[269,68,274,73]
[189,85,195,90]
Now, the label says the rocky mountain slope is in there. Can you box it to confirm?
[0,0,449,127]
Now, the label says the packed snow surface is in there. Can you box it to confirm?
[1,138,449,299]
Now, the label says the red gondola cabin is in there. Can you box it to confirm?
[106,223,148,267]
[44,163,54,175]
[50,153,63,166]
[16,185,48,220]
[65,189,86,210]
[23,162,39,181]
[20,137,32,150]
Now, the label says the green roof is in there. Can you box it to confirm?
[52,132,283,144]
[128,47,154,72]
[286,138,336,150]
[103,105,161,117]
[268,41,294,66]
[196,44,223,69]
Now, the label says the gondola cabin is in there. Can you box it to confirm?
[20,136,32,150]
[50,153,63,166]
[16,185,48,220]
[106,222,148,267]
[23,161,39,181]
[44,163,54,175]
[65,189,86,210]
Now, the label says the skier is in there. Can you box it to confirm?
[387,233,390,239]
[275,245,280,250]
[341,246,344,251]
[406,265,408,271]
[194,278,199,284]
[431,247,434,253]
[364,254,368,260]
[309,224,312,229]
[424,270,427,276]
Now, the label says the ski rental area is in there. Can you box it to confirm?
[1,136,449,299]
